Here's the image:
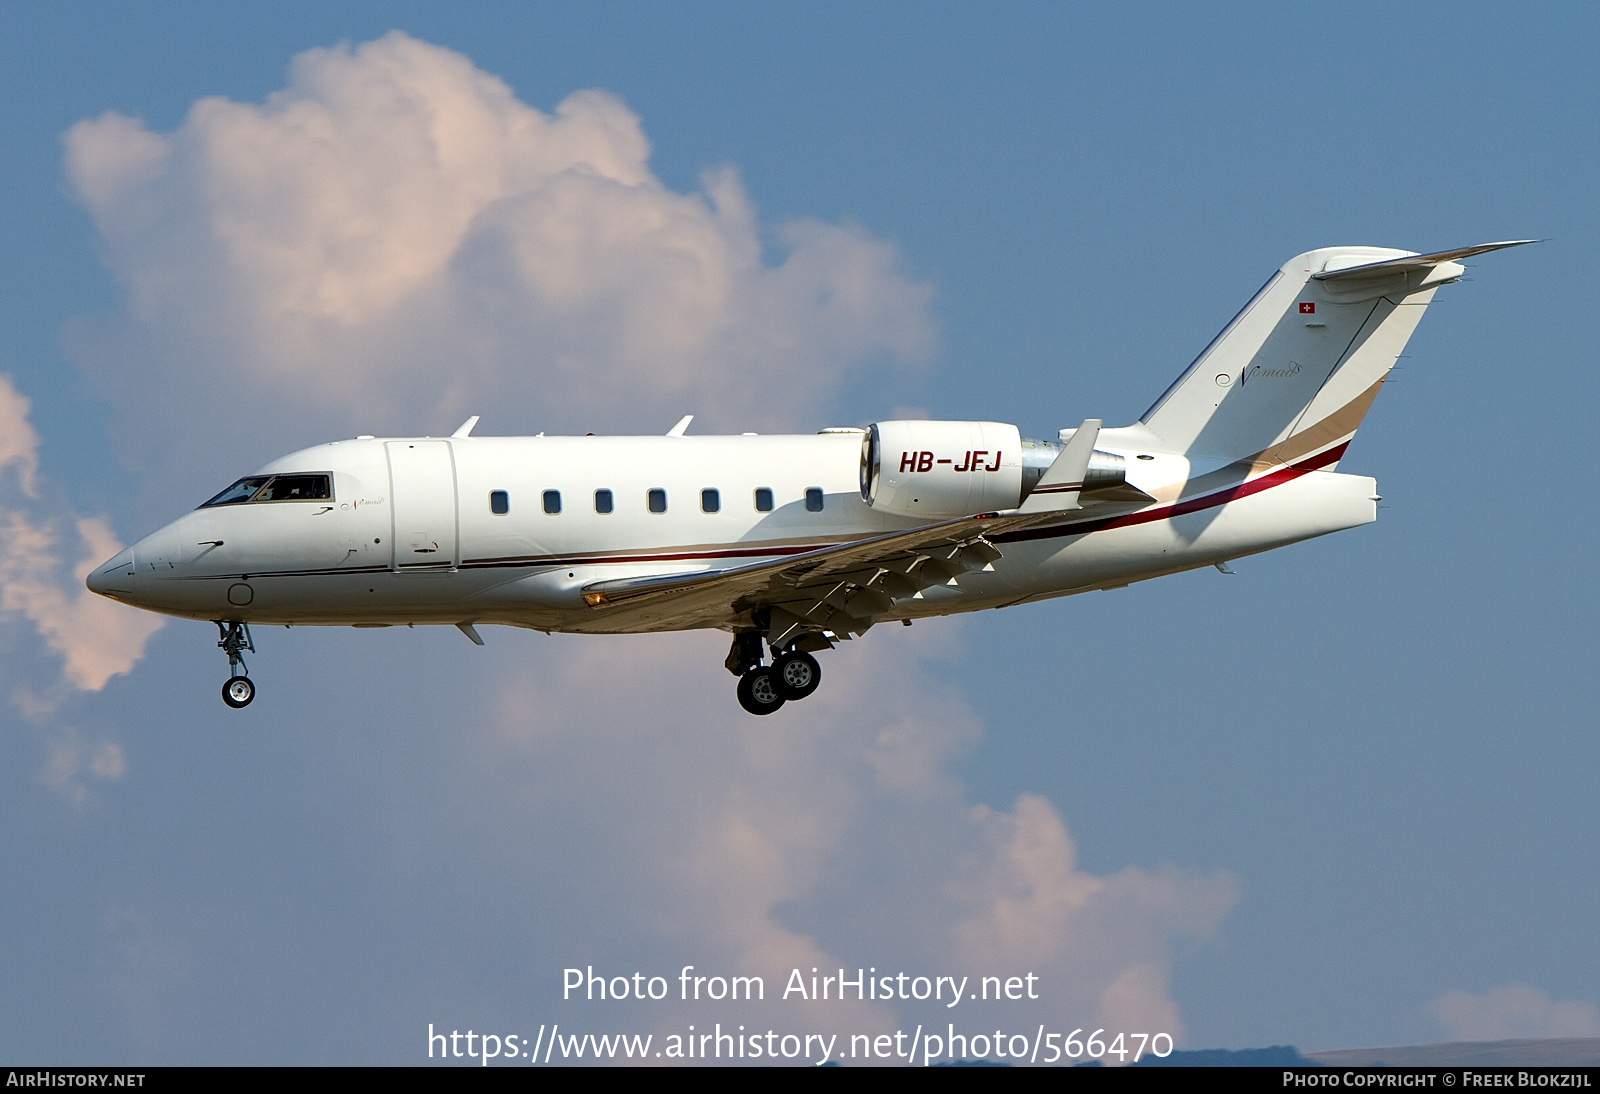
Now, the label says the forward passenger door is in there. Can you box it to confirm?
[385,441,459,570]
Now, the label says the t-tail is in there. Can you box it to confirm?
[1137,241,1532,469]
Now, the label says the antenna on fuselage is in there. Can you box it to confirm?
[666,414,694,437]
[451,416,480,438]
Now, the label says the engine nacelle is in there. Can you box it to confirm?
[861,421,1023,519]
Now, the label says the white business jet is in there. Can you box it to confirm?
[87,242,1528,714]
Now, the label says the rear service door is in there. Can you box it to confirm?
[386,441,459,569]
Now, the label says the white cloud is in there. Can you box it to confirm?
[477,628,1236,1050]
[1431,985,1600,1041]
[0,373,40,495]
[63,30,935,492]
[951,794,1237,1041]
[0,375,163,695]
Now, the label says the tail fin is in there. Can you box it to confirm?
[1139,241,1531,466]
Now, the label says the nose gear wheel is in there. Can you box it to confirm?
[223,676,255,708]
[215,621,257,709]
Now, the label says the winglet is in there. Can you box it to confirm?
[1019,419,1101,513]
[451,416,480,438]
[666,415,694,437]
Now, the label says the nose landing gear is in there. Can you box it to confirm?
[216,620,256,708]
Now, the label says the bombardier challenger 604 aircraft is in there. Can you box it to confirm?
[87,242,1527,714]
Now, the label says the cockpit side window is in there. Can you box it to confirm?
[254,474,332,502]
[198,473,332,508]
[200,477,271,507]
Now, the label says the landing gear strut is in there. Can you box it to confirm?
[725,631,765,676]
[216,620,256,708]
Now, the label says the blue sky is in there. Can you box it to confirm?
[1,3,1596,1063]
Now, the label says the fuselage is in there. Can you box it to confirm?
[87,428,1378,635]
[79,240,1528,713]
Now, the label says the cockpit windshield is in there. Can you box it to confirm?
[201,477,271,507]
[199,474,332,508]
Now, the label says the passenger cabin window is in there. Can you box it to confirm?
[594,489,614,514]
[543,490,561,515]
[701,489,720,513]
[805,488,824,512]
[200,474,331,508]
[648,488,667,514]
[489,490,509,514]
[754,488,774,512]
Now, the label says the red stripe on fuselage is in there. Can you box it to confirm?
[994,442,1349,546]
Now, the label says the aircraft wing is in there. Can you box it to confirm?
[578,506,1083,647]
[576,417,1149,646]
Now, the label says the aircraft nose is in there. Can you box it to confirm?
[85,547,136,598]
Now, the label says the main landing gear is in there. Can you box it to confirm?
[216,620,256,708]
[727,632,823,716]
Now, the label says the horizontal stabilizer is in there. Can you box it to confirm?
[1313,240,1535,281]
